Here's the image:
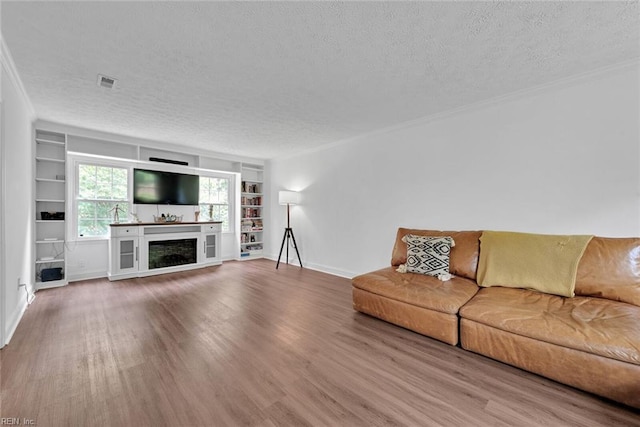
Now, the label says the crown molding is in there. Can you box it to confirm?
[271,59,640,162]
[1,36,36,120]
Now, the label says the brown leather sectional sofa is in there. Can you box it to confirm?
[352,228,640,408]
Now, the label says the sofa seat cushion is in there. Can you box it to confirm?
[460,287,640,365]
[352,267,479,315]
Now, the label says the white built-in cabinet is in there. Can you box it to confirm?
[34,129,68,289]
[108,222,222,281]
[30,125,264,285]
[239,164,264,260]
[110,226,139,277]
[202,223,220,263]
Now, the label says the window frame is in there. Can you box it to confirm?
[198,173,233,232]
[69,155,132,241]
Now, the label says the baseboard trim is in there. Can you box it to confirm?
[264,255,356,279]
[68,270,107,283]
[4,295,27,346]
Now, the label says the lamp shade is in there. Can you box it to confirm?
[279,190,300,205]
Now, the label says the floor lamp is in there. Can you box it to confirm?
[276,190,303,269]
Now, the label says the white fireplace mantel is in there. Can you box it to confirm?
[108,222,222,281]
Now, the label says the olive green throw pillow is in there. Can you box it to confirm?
[477,231,593,297]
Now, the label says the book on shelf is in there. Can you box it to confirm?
[241,208,260,218]
[241,196,262,206]
[241,218,263,231]
[242,181,261,194]
[241,232,260,244]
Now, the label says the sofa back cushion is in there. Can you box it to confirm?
[575,237,640,307]
[391,228,481,281]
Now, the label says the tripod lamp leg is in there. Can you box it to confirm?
[276,228,288,269]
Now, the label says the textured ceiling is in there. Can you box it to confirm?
[2,1,639,159]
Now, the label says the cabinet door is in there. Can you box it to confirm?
[117,238,138,273]
[204,234,217,260]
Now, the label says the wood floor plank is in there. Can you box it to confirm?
[1,259,638,426]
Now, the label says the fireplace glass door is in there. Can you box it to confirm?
[148,238,197,270]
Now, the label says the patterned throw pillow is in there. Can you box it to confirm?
[401,234,455,277]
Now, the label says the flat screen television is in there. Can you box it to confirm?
[133,168,199,205]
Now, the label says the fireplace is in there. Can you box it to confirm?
[148,238,197,270]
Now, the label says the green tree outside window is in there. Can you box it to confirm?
[77,164,128,237]
[199,177,230,231]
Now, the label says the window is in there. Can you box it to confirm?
[77,164,129,237]
[199,176,230,231]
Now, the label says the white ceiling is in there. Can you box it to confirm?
[2,1,638,159]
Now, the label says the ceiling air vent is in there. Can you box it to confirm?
[97,74,117,89]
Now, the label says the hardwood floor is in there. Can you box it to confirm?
[1,259,638,426]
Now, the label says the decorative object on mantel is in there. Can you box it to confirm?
[194,207,200,222]
[153,214,183,223]
[276,190,303,269]
[110,204,124,224]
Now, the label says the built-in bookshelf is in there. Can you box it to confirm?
[239,164,264,260]
[34,129,68,289]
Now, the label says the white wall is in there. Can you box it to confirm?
[1,40,36,345]
[267,63,640,278]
